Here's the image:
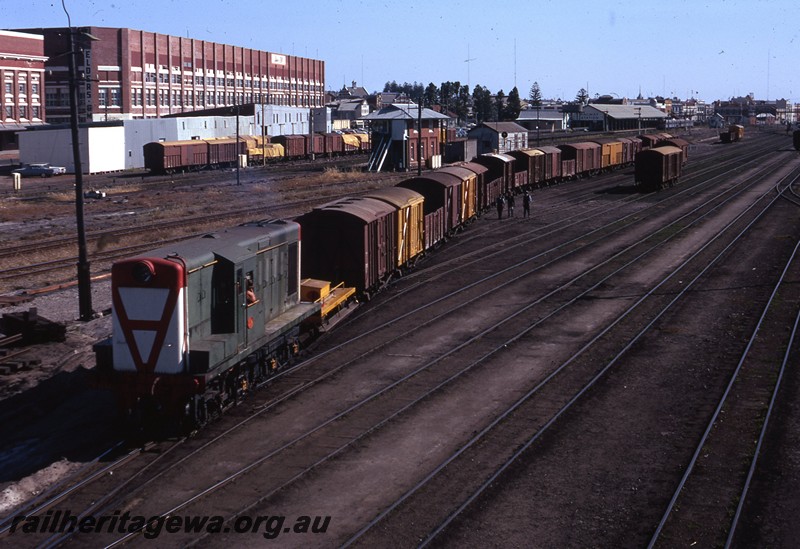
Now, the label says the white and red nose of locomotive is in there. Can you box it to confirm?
[111,258,187,375]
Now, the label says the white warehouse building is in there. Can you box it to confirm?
[16,105,330,173]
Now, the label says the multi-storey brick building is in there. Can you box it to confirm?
[0,29,47,149]
[16,26,325,125]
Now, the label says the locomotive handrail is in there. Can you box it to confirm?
[188,259,218,274]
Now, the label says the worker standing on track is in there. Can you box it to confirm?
[496,195,504,219]
[506,192,515,218]
[523,191,531,218]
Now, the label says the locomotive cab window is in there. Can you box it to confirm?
[245,270,258,306]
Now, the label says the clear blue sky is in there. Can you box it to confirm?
[3,0,796,103]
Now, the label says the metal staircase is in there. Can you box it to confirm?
[367,134,391,172]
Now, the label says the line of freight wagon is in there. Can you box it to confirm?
[94,131,691,433]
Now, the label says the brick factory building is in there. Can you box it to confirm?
[0,29,47,149]
[14,26,325,125]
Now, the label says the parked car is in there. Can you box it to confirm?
[12,163,67,177]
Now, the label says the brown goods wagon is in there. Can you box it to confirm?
[143,140,208,173]
[398,173,463,239]
[272,135,307,159]
[318,132,344,156]
[534,146,562,183]
[354,132,371,152]
[423,209,446,250]
[437,166,479,222]
[637,134,662,149]
[558,142,602,176]
[591,139,624,170]
[615,137,638,165]
[363,187,425,268]
[459,161,496,212]
[730,125,744,141]
[561,159,576,179]
[306,134,324,156]
[206,137,247,166]
[342,133,361,152]
[661,138,690,163]
[297,197,397,295]
[634,145,683,192]
[473,153,516,194]
[508,149,547,188]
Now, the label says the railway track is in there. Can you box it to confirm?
[0,440,182,546]
[649,187,800,547]
[0,171,405,292]
[0,155,370,201]
[16,132,794,546]
[340,143,800,547]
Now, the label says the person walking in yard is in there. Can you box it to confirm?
[523,191,531,218]
[496,195,504,219]
[507,192,515,218]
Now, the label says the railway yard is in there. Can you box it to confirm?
[1,127,800,547]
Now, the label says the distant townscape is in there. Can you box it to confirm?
[1,26,797,172]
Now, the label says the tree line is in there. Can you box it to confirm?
[382,80,590,125]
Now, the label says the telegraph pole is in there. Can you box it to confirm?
[64,0,94,321]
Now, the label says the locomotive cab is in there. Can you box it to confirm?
[95,221,320,431]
